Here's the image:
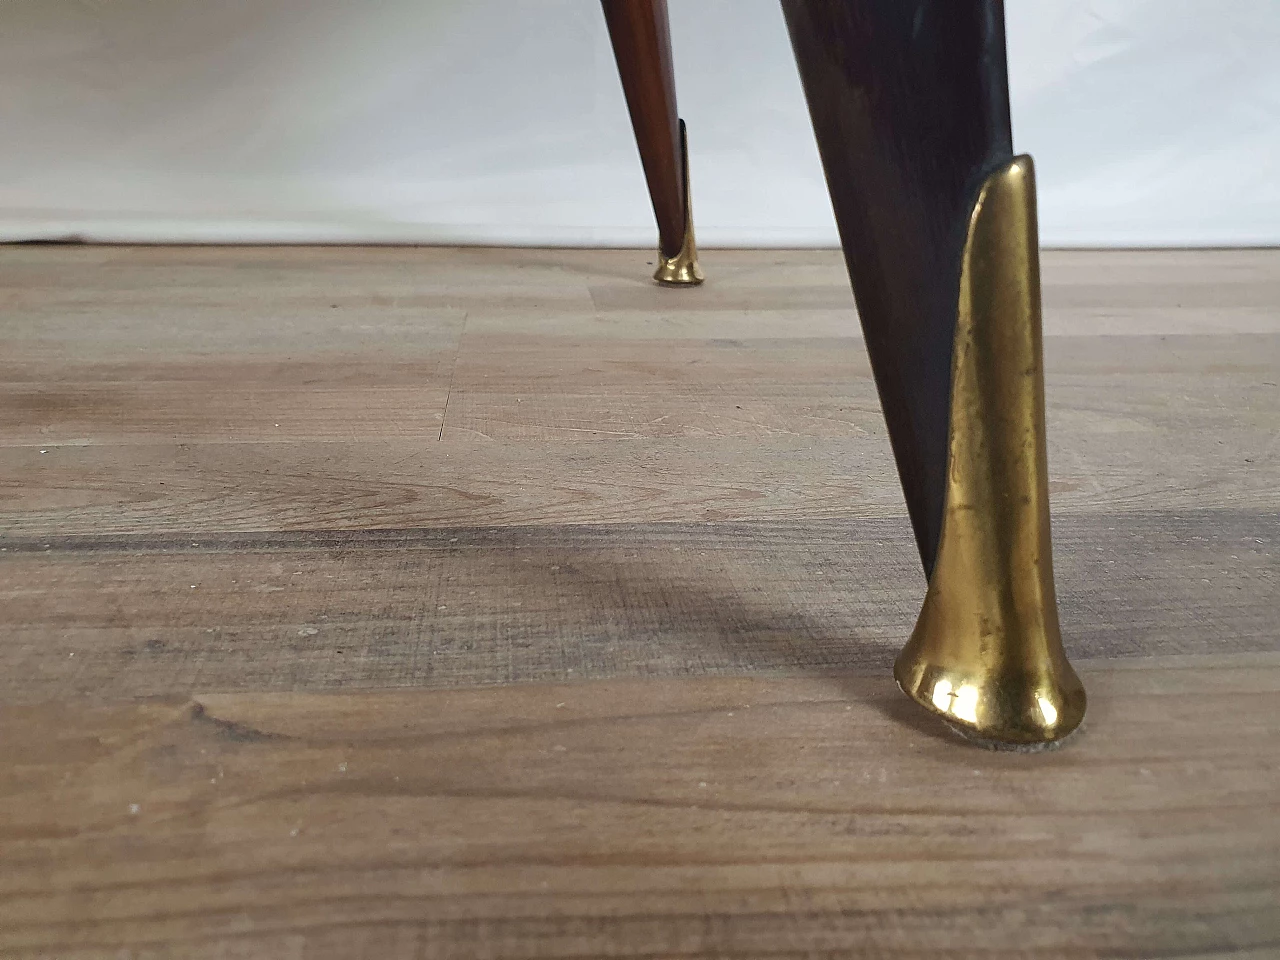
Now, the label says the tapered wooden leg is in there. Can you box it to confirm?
[602,0,703,284]
[783,0,1086,746]
[783,0,1012,571]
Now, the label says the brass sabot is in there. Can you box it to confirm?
[653,119,704,286]
[893,155,1086,747]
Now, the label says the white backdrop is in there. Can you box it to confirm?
[1,0,1278,247]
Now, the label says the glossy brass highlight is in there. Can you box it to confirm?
[894,156,1086,747]
[653,120,704,286]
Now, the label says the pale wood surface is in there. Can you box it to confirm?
[0,512,1275,701]
[1,246,1277,957]
[2,657,1278,959]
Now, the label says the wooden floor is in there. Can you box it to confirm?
[1,246,1277,958]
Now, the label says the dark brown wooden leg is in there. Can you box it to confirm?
[783,0,1013,573]
[783,0,1086,746]
[602,0,702,284]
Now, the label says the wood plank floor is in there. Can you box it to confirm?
[1,245,1277,958]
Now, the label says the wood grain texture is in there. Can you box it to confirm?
[0,359,457,445]
[4,246,1277,342]
[1,513,1274,702]
[437,331,1280,442]
[2,244,1279,956]
[2,657,1278,958]
[1,417,1274,538]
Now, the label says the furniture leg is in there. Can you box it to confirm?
[783,0,1085,746]
[602,0,703,284]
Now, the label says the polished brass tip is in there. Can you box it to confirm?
[893,155,1086,746]
[653,119,704,286]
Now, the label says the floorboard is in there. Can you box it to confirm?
[0,245,1276,957]
[1,659,1278,958]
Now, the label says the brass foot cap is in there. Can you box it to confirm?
[894,661,1087,747]
[652,118,704,287]
[653,249,704,286]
